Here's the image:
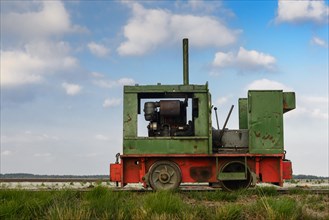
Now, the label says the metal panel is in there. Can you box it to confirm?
[122,83,212,155]
[221,129,248,148]
[248,91,284,154]
[218,172,246,180]
[123,93,138,137]
[238,98,248,129]
[194,93,210,137]
[259,157,281,184]
[124,84,208,94]
[283,92,296,113]
[282,160,292,180]
[123,137,209,154]
[109,164,121,182]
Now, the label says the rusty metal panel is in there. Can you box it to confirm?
[283,92,296,113]
[248,91,284,154]
[123,92,138,137]
[238,98,248,129]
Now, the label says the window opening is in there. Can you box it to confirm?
[137,98,196,137]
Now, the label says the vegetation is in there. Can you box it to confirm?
[1,186,328,220]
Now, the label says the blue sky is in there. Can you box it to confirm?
[1,0,328,176]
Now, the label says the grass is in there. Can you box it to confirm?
[0,186,328,220]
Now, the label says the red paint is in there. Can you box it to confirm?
[282,160,292,180]
[110,154,287,187]
[109,164,121,182]
[259,157,282,185]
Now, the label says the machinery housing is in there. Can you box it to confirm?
[110,39,295,191]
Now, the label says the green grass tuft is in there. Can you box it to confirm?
[143,191,186,216]
[0,187,327,219]
[256,186,278,196]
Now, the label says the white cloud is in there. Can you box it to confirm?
[290,95,329,120]
[87,42,110,57]
[246,79,292,91]
[62,82,82,96]
[303,96,328,104]
[118,3,239,55]
[213,51,234,68]
[91,72,105,78]
[93,77,135,88]
[1,1,83,40]
[117,78,136,86]
[184,0,221,12]
[95,134,110,141]
[1,41,78,87]
[1,50,44,86]
[311,36,328,47]
[103,98,121,108]
[215,97,228,105]
[2,131,59,143]
[311,108,328,120]
[2,150,12,156]
[275,0,329,23]
[213,47,276,71]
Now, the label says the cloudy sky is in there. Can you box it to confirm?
[1,0,328,176]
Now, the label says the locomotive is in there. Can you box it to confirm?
[110,39,295,191]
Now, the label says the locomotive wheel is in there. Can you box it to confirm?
[220,161,252,191]
[148,160,182,190]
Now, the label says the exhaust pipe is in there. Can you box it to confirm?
[183,38,189,85]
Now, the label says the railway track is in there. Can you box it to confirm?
[1,178,328,194]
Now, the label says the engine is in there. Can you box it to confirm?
[143,100,193,137]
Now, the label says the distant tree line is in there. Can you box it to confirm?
[293,174,328,179]
[0,173,108,179]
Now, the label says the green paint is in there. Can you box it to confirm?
[122,83,212,155]
[123,93,138,137]
[121,79,295,155]
[123,137,209,154]
[238,98,248,129]
[218,172,246,180]
[247,90,296,154]
[283,92,296,113]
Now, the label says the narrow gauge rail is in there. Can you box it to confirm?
[0,187,328,195]
[1,179,328,194]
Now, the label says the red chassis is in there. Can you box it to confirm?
[110,153,292,189]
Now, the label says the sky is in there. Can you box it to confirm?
[1,0,328,176]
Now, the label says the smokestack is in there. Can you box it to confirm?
[183,38,189,85]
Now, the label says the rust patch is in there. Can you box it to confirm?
[190,166,212,182]
[262,134,272,140]
[124,114,132,123]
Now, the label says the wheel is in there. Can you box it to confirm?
[220,161,252,191]
[148,160,182,190]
